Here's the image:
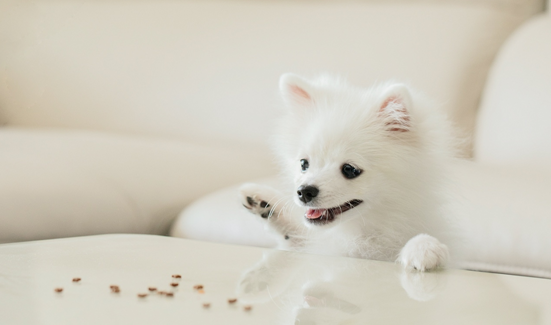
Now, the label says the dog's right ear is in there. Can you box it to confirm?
[279,73,314,107]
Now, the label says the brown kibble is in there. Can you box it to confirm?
[110,285,119,289]
[193,284,203,290]
[243,305,252,311]
[72,278,81,282]
[54,287,63,293]
[170,282,179,287]
[228,298,237,304]
[172,274,181,279]
[110,285,120,293]
[137,293,148,298]
[202,303,210,308]
[148,287,157,292]
[165,292,174,297]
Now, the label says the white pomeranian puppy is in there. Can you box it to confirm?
[240,73,456,271]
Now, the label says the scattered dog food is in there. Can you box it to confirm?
[52,277,255,316]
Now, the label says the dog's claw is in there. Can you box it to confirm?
[246,196,256,206]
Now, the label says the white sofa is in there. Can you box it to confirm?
[1,0,550,276]
[172,2,551,277]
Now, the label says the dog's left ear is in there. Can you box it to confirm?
[279,73,314,107]
[378,84,413,132]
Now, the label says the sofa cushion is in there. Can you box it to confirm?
[170,178,279,248]
[0,0,544,156]
[475,14,551,164]
[171,160,551,278]
[448,161,551,278]
[0,128,276,243]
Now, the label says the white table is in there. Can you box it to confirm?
[1,234,550,325]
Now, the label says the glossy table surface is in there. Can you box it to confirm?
[1,234,550,325]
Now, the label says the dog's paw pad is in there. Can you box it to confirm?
[245,196,268,208]
[399,234,449,272]
[239,184,278,219]
[242,196,272,218]
[245,196,255,207]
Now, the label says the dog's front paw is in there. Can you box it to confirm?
[399,234,449,271]
[239,183,281,219]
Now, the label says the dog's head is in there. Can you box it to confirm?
[275,73,426,228]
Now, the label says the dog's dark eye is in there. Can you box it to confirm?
[300,159,309,172]
[342,164,361,179]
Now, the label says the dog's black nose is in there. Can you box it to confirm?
[297,185,319,203]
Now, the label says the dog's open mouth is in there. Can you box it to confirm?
[305,199,363,225]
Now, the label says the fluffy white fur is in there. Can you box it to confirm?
[240,73,456,271]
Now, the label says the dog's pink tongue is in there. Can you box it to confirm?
[305,209,325,219]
